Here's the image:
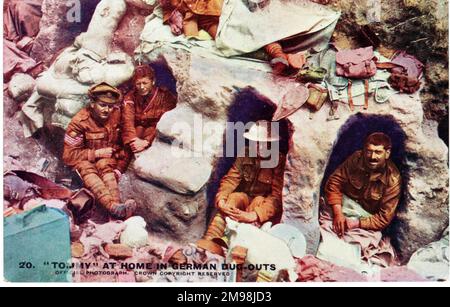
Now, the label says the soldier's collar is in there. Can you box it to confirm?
[370,171,388,184]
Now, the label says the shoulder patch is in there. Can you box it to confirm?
[64,131,84,147]
[123,91,135,105]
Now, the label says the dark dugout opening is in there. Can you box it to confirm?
[117,57,178,97]
[320,113,409,254]
[206,88,294,221]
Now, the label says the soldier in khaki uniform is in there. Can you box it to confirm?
[63,83,136,220]
[122,65,177,154]
[197,121,287,256]
[325,132,402,235]
[161,0,224,38]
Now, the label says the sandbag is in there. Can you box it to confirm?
[407,227,449,281]
[22,0,135,135]
[8,73,36,101]
[74,0,127,58]
[36,68,90,99]
[54,97,90,118]
[226,218,298,282]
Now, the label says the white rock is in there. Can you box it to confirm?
[133,141,214,195]
[157,104,226,157]
[120,216,149,248]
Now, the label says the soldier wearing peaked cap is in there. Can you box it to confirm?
[63,82,136,220]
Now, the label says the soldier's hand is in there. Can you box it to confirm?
[333,212,347,237]
[228,210,258,224]
[218,200,234,216]
[130,138,150,153]
[114,169,122,181]
[95,147,115,159]
[217,199,226,210]
[169,10,183,36]
[346,218,360,230]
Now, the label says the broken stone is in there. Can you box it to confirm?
[119,172,208,244]
[157,103,226,157]
[120,216,149,248]
[104,243,134,259]
[133,141,214,195]
[31,0,102,65]
[112,1,155,55]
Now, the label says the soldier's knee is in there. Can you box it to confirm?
[228,192,248,201]
[95,158,117,173]
[76,161,98,177]
[228,192,250,208]
[251,196,266,205]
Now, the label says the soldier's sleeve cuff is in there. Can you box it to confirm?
[328,201,343,207]
[88,150,96,163]
[326,195,343,207]
[215,196,227,208]
[253,206,270,224]
[359,218,370,229]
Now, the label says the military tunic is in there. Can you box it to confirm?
[215,153,286,224]
[162,0,224,38]
[63,107,130,211]
[325,150,402,231]
[122,87,177,147]
[63,107,130,172]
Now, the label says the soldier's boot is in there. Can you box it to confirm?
[265,42,289,75]
[196,213,227,256]
[82,173,114,212]
[102,172,136,220]
[109,199,137,220]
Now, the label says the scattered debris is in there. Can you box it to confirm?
[104,243,134,259]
